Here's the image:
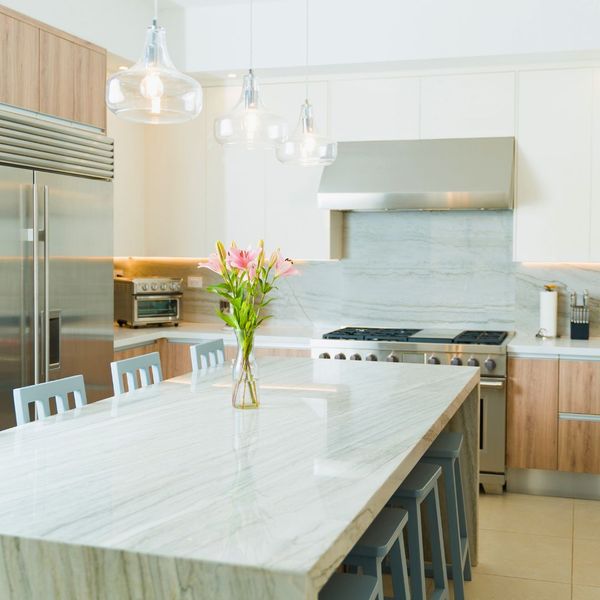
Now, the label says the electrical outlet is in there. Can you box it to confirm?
[187,276,204,289]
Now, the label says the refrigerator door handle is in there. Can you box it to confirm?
[33,184,40,385]
[43,185,50,382]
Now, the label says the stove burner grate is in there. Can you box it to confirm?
[453,330,508,345]
[322,327,421,342]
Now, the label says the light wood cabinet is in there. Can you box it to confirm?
[0,11,39,112]
[559,359,600,415]
[558,418,600,474]
[113,342,160,363]
[40,30,75,122]
[507,357,559,470]
[74,46,107,129]
[0,5,106,129]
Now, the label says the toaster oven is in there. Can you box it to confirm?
[114,277,183,327]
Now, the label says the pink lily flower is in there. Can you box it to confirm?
[201,253,223,274]
[275,256,299,277]
[247,261,258,281]
[227,246,261,271]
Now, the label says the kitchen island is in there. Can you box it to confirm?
[0,358,479,600]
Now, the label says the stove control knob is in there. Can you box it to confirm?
[484,358,497,372]
[450,357,462,366]
[171,282,179,291]
[161,283,167,291]
[318,353,330,359]
[349,354,362,361]
[365,354,378,361]
[334,353,346,360]
[427,356,440,365]
[467,357,480,367]
[386,353,399,362]
[141,284,149,291]
[151,283,158,291]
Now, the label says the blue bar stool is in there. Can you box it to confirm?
[392,462,449,600]
[319,573,379,600]
[421,432,472,600]
[344,507,411,600]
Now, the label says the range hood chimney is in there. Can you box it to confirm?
[318,137,514,211]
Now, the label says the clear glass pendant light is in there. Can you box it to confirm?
[214,0,287,148]
[276,0,337,166]
[106,0,202,125]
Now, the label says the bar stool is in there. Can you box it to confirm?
[110,352,163,395]
[319,573,379,600]
[421,432,472,600]
[190,339,226,371]
[391,462,449,600]
[344,507,411,600]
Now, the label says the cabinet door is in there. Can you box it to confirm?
[559,359,600,414]
[162,341,194,379]
[74,46,106,129]
[558,417,600,474]
[113,342,159,362]
[514,69,593,262]
[507,357,558,470]
[0,12,39,112]
[330,77,419,141]
[420,72,515,139]
[40,31,75,121]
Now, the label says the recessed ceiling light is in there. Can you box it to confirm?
[227,73,237,78]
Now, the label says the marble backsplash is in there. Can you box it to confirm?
[114,211,600,338]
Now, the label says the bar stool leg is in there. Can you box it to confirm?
[360,558,384,600]
[389,537,410,600]
[405,500,427,600]
[454,458,472,581]
[425,484,449,599]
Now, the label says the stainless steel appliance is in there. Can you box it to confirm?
[311,327,511,494]
[114,277,183,327]
[318,137,515,211]
[0,109,114,431]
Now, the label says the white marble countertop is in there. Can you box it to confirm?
[0,358,479,599]
[114,321,321,351]
[508,334,600,358]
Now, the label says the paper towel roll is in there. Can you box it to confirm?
[539,290,558,337]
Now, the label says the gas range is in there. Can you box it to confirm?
[311,327,511,377]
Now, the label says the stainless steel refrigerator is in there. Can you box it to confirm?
[0,110,114,430]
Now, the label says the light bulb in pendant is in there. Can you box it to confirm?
[276,100,337,166]
[214,70,287,149]
[106,24,202,124]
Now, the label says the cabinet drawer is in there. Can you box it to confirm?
[558,414,600,474]
[559,360,600,414]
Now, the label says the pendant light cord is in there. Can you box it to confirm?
[249,0,254,71]
[305,0,309,100]
[153,0,158,27]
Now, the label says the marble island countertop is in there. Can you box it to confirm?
[0,358,479,600]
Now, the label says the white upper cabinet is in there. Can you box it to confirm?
[330,77,420,141]
[514,68,593,262]
[420,72,515,139]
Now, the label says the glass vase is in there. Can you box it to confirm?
[232,329,260,409]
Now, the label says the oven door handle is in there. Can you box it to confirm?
[480,378,506,389]
[134,294,182,301]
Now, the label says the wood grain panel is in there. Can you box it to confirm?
[161,340,193,380]
[113,342,159,363]
[74,46,106,129]
[507,357,559,470]
[559,360,600,415]
[40,30,75,121]
[558,418,600,474]
[0,12,39,111]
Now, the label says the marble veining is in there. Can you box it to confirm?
[0,358,479,600]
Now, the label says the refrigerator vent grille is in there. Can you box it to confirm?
[0,109,113,179]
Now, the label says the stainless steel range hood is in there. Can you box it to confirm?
[318,137,514,211]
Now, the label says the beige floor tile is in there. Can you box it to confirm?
[574,538,600,587]
[573,585,600,600]
[574,499,600,540]
[454,572,571,600]
[479,492,574,538]
[477,529,572,583]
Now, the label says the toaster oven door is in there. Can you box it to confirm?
[134,295,181,324]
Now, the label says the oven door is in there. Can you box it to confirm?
[479,376,506,492]
[134,295,181,324]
